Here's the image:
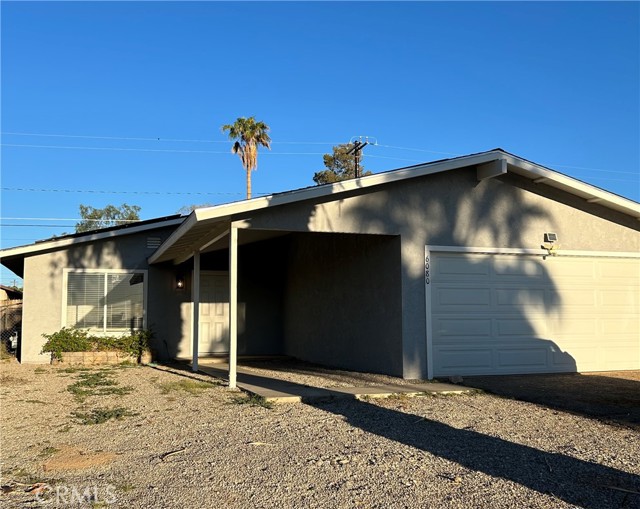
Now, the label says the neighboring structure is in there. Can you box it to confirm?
[0,285,23,351]
[1,149,638,385]
[0,285,22,302]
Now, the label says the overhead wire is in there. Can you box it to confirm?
[1,131,342,145]
[1,187,271,196]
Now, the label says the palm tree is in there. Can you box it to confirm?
[221,117,271,199]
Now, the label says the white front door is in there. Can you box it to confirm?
[198,272,230,354]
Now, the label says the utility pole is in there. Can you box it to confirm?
[346,137,370,178]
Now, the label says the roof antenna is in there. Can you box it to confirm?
[347,136,377,178]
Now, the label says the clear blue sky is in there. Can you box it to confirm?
[1,1,639,285]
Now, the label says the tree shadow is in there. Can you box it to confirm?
[462,372,640,430]
[193,359,640,508]
[242,164,564,378]
[309,397,640,508]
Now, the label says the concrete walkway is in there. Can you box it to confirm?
[197,363,474,403]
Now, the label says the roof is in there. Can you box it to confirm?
[148,149,640,264]
[0,285,22,299]
[1,149,638,273]
[0,215,185,277]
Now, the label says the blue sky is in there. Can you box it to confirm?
[1,1,639,284]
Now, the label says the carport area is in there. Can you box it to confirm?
[461,371,640,429]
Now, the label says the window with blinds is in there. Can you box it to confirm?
[65,271,145,332]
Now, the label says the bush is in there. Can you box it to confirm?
[42,328,153,360]
[41,328,92,360]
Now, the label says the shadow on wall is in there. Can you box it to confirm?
[45,231,186,362]
[243,167,571,377]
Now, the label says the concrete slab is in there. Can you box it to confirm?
[197,363,475,403]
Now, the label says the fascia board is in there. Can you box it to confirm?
[503,154,640,219]
[192,151,503,223]
[147,213,200,264]
[0,218,185,260]
[148,152,504,264]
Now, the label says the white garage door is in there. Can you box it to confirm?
[428,250,640,377]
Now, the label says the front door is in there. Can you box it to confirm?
[198,272,230,354]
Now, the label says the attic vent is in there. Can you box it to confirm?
[147,237,162,249]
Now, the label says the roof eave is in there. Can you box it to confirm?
[0,217,185,261]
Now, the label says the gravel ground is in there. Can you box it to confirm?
[1,360,639,509]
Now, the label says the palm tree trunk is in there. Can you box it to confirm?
[246,168,252,200]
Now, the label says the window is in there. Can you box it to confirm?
[64,270,146,332]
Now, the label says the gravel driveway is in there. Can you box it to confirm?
[461,371,640,430]
[1,360,639,508]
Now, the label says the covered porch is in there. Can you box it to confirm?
[150,219,403,388]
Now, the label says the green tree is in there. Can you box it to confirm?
[75,204,141,233]
[312,144,372,185]
[221,116,271,199]
[177,203,215,215]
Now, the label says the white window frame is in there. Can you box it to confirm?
[62,268,148,334]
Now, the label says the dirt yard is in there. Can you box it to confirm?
[462,371,640,430]
[1,360,639,508]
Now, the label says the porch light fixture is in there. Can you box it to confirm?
[176,275,185,290]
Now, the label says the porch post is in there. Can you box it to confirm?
[228,226,238,388]
[191,251,200,372]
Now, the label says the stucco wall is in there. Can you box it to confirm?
[282,232,403,376]
[20,227,178,363]
[240,166,639,378]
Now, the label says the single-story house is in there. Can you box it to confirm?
[1,149,638,384]
[0,285,23,302]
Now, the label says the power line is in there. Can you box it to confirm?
[1,143,333,157]
[1,131,342,145]
[2,132,638,175]
[1,187,271,196]
[1,224,74,227]
[1,217,140,222]
[376,143,461,156]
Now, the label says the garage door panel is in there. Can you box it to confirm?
[434,347,493,373]
[430,252,640,376]
[545,258,596,281]
[554,288,598,308]
[496,347,548,368]
[495,318,545,337]
[601,317,640,335]
[495,288,547,311]
[493,258,545,278]
[552,318,599,336]
[434,318,492,337]
[601,345,640,370]
[600,289,639,310]
[435,287,491,307]
[550,346,577,368]
[435,255,491,278]
[597,260,640,281]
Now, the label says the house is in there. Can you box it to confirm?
[0,285,23,302]
[0,285,23,349]
[1,149,638,385]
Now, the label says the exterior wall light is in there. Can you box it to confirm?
[541,233,559,257]
[176,275,185,290]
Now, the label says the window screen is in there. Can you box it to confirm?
[65,271,144,331]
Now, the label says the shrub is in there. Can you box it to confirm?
[41,328,153,361]
[41,328,92,360]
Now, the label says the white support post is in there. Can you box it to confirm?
[191,251,200,373]
[228,226,238,388]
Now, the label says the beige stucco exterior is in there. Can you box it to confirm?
[5,157,639,376]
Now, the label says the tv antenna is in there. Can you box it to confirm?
[347,136,377,178]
